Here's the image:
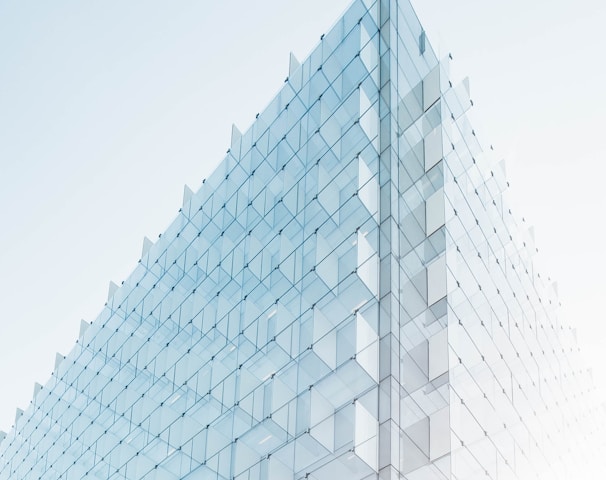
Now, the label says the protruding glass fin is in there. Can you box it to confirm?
[231,124,242,146]
[107,281,118,301]
[182,184,193,208]
[289,52,300,76]
[79,319,90,339]
[141,236,153,257]
[461,76,470,97]
[54,353,65,371]
[33,382,42,398]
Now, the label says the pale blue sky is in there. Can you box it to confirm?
[0,0,605,434]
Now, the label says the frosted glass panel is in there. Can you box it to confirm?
[424,126,442,171]
[430,407,450,461]
[426,187,445,235]
[423,65,440,111]
[428,327,448,380]
[427,255,447,306]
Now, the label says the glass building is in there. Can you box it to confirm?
[0,0,603,479]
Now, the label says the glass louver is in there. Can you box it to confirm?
[0,0,603,479]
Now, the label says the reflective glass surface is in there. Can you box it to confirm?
[0,1,602,479]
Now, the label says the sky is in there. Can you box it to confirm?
[0,0,605,436]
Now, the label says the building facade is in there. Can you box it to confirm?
[0,0,602,479]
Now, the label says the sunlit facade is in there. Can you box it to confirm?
[0,0,603,479]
